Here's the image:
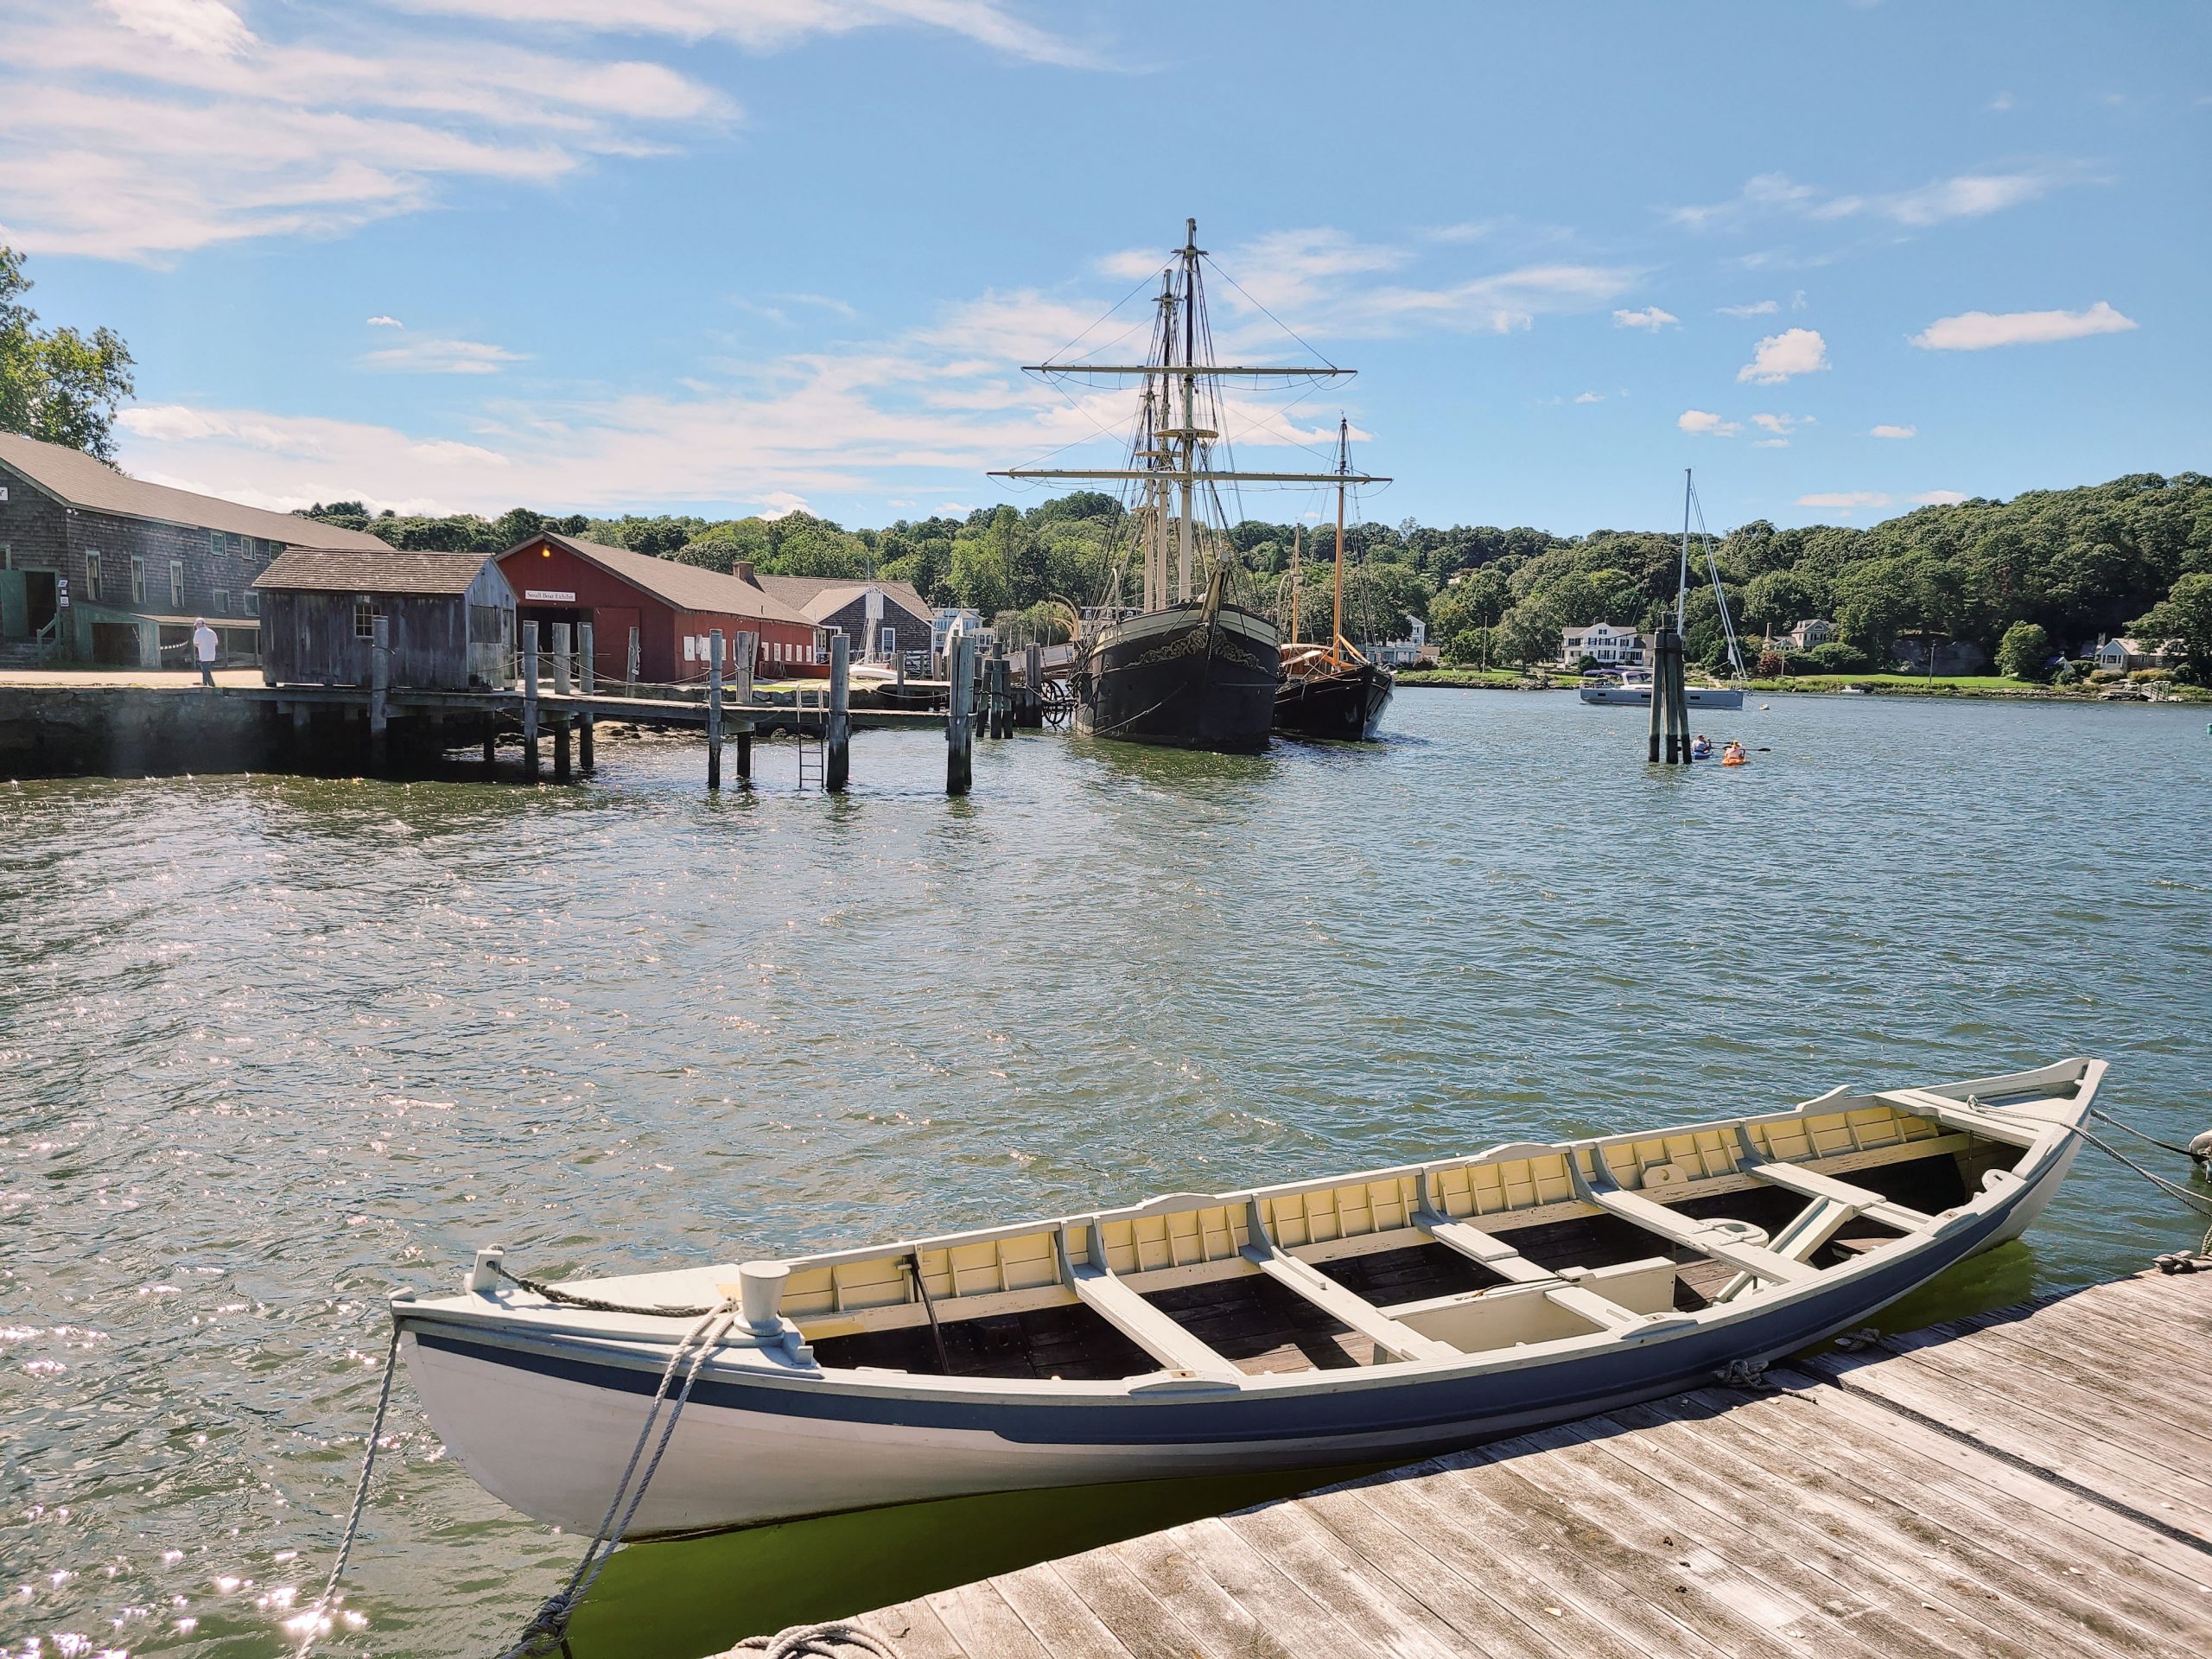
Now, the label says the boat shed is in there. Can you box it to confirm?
[493,534,820,686]
[253,547,515,690]
[745,569,934,664]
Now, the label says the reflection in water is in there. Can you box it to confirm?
[2,693,2208,1656]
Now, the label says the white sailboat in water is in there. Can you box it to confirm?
[1582,469,1746,710]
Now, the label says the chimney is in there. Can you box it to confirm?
[736,560,760,587]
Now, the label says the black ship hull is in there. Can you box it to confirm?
[1274,660,1395,741]
[1074,602,1281,753]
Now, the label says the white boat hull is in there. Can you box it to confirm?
[1580,684,1745,709]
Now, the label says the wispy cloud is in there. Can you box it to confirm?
[1612,306,1678,330]
[1737,327,1829,384]
[1573,391,1605,404]
[359,335,527,375]
[1753,438,1789,448]
[1751,412,1808,435]
[1716,299,1779,317]
[1799,491,1891,512]
[1913,490,1967,505]
[1670,166,2082,232]
[1909,301,2137,351]
[365,315,404,328]
[1869,423,1916,439]
[1679,410,1741,437]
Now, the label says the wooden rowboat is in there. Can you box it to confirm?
[391,1058,2101,1535]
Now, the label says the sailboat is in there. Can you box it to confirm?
[1274,417,1395,741]
[993,219,1387,753]
[1581,469,1747,710]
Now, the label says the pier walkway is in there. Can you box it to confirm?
[800,1269,2212,1659]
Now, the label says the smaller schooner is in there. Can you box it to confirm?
[1274,416,1395,741]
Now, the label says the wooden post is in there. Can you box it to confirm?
[551,623,573,696]
[552,712,572,783]
[732,629,756,782]
[1024,642,1042,728]
[626,625,640,692]
[946,633,973,796]
[522,626,540,779]
[1646,630,1665,764]
[826,631,851,792]
[578,620,595,773]
[894,652,906,696]
[482,731,496,775]
[369,613,390,772]
[707,628,724,791]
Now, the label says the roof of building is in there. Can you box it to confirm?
[0,432,391,552]
[506,535,816,627]
[253,546,510,596]
[748,573,932,626]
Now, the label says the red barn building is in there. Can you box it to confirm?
[495,533,818,684]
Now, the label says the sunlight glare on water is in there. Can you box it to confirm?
[2,690,2208,1656]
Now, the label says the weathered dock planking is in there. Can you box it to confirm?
[774,1269,2212,1659]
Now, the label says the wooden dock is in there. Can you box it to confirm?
[792,1269,2212,1659]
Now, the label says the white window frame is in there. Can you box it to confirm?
[212,588,229,616]
[170,560,185,609]
[244,588,258,616]
[85,550,102,602]
[131,556,145,604]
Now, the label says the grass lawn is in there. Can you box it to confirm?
[1395,668,1542,690]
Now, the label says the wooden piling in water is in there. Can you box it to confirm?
[946,633,974,796]
[707,629,724,791]
[482,732,496,775]
[368,614,390,772]
[577,621,595,773]
[551,623,573,696]
[733,630,755,784]
[521,630,540,780]
[826,632,851,792]
[551,712,572,783]
[626,625,641,693]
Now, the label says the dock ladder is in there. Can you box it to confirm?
[794,683,827,791]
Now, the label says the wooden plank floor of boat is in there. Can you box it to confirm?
[731,1268,2212,1659]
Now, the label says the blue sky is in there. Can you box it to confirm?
[3,0,2205,536]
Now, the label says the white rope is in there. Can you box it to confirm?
[294,1325,403,1656]
[493,1300,741,1659]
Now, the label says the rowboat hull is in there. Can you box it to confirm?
[395,1059,2098,1536]
[1274,659,1395,741]
[1580,683,1745,709]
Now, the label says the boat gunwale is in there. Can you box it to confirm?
[391,1060,2101,1400]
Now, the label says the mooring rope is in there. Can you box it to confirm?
[294,1325,403,1656]
[2088,1106,2207,1164]
[730,1623,895,1657]
[491,1259,719,1319]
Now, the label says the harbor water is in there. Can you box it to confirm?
[3,689,2209,1657]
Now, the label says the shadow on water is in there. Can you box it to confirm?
[563,1461,1383,1659]
[561,1246,2049,1659]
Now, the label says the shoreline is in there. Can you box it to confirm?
[1395,669,2209,704]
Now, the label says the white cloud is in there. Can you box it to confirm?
[1909,301,2137,351]
[1799,491,1891,512]
[1717,300,1778,317]
[1988,92,2016,112]
[1737,327,1829,384]
[107,0,252,56]
[365,315,404,328]
[1750,412,1802,434]
[359,335,527,375]
[1753,438,1789,448]
[1912,490,1967,505]
[1869,423,1916,439]
[1573,391,1605,404]
[758,491,810,519]
[1678,410,1741,437]
[1612,305,1678,330]
[1670,167,2078,232]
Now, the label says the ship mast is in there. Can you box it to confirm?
[1287,526,1301,644]
[991,216,1390,614]
[1332,417,1350,661]
[1677,467,1694,633]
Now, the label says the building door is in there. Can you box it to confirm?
[23,569,57,633]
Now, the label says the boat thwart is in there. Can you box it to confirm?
[392,1057,2101,1535]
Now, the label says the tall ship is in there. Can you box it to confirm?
[1580,469,1747,711]
[994,219,1386,753]
[1274,417,1396,741]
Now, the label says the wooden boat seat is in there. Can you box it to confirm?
[1574,1172,1820,1287]
[1413,1212,1562,1286]
[1243,1201,1459,1363]
[1873,1088,2039,1148]
[1740,1158,1934,1233]
[1058,1228,1240,1382]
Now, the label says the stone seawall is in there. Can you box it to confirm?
[0,688,500,779]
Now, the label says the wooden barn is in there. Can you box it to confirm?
[253,548,515,690]
[493,533,819,685]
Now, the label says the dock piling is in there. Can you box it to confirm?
[521,630,540,780]
[626,626,640,693]
[368,614,390,772]
[551,624,573,696]
[827,632,851,792]
[733,630,756,783]
[577,621,595,773]
[946,633,974,795]
[482,732,496,776]
[551,712,572,783]
[707,629,724,791]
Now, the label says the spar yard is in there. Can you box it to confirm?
[791,1268,2212,1659]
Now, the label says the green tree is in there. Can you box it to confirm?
[2129,573,2212,684]
[1994,620,2054,681]
[0,245,136,459]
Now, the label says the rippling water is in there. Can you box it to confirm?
[4,690,2209,1658]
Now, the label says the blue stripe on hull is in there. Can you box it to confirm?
[410,1196,2016,1452]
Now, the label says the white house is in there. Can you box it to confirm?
[2094,636,2183,672]
[1367,616,1429,668]
[1777,618,1836,652]
[1560,621,1648,669]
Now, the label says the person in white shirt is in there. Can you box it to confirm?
[191,618,219,687]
